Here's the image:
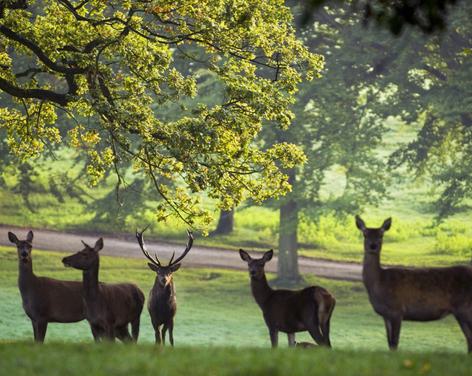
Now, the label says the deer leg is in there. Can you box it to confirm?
[306,324,326,347]
[167,320,175,347]
[302,308,326,346]
[116,326,132,342]
[319,300,335,347]
[384,317,401,350]
[104,325,115,342]
[162,325,167,346]
[268,327,279,348]
[390,318,401,350]
[131,316,140,342]
[90,324,103,342]
[33,321,47,343]
[31,321,38,341]
[154,326,162,345]
[455,315,472,353]
[287,333,296,347]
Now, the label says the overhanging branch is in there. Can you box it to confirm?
[0,77,72,106]
[0,25,87,75]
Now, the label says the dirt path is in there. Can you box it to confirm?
[0,225,363,281]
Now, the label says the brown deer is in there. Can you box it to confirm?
[62,238,144,342]
[356,215,472,352]
[239,249,336,348]
[8,230,86,342]
[136,228,193,346]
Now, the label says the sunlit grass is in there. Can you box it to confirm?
[2,343,472,376]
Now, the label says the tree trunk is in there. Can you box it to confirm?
[277,169,301,285]
[210,208,234,236]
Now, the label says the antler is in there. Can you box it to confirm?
[136,225,161,267]
[168,230,193,267]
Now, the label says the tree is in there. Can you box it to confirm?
[380,1,472,220]
[210,208,234,236]
[301,0,461,35]
[0,0,320,227]
[268,3,392,283]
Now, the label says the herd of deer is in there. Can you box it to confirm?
[7,216,472,352]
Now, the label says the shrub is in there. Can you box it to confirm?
[434,231,472,258]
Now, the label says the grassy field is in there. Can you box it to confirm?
[2,343,472,376]
[0,245,469,353]
[1,246,472,375]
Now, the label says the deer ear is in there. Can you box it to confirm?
[381,217,392,232]
[239,249,251,262]
[26,231,33,243]
[148,263,159,272]
[262,249,274,262]
[8,232,18,244]
[355,215,366,231]
[94,238,104,252]
[170,263,181,273]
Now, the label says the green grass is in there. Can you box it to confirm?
[1,247,472,375]
[1,343,472,376]
[0,246,469,354]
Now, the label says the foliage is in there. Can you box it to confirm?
[0,0,320,228]
[260,2,392,281]
[287,3,392,217]
[301,0,460,35]
[382,1,472,221]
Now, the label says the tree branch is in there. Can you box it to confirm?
[0,76,72,106]
[0,25,87,75]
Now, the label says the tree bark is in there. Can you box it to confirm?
[277,168,301,285]
[210,208,234,236]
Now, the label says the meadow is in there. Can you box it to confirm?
[1,245,472,375]
[0,245,469,351]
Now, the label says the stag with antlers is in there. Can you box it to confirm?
[136,227,193,346]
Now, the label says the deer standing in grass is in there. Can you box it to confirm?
[136,228,193,346]
[239,249,336,348]
[8,231,86,342]
[356,215,472,352]
[62,238,144,342]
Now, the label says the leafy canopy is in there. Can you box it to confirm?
[0,0,321,226]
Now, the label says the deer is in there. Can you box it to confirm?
[62,238,144,342]
[8,230,86,342]
[239,249,336,348]
[136,227,193,346]
[355,215,472,352]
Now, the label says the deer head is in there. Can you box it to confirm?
[136,228,193,287]
[355,215,392,254]
[8,231,34,264]
[62,238,104,270]
[239,249,273,279]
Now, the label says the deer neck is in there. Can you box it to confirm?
[250,273,273,308]
[18,259,35,292]
[154,278,175,297]
[362,249,382,287]
[83,259,100,300]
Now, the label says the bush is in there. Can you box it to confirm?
[298,214,358,248]
[434,231,472,258]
